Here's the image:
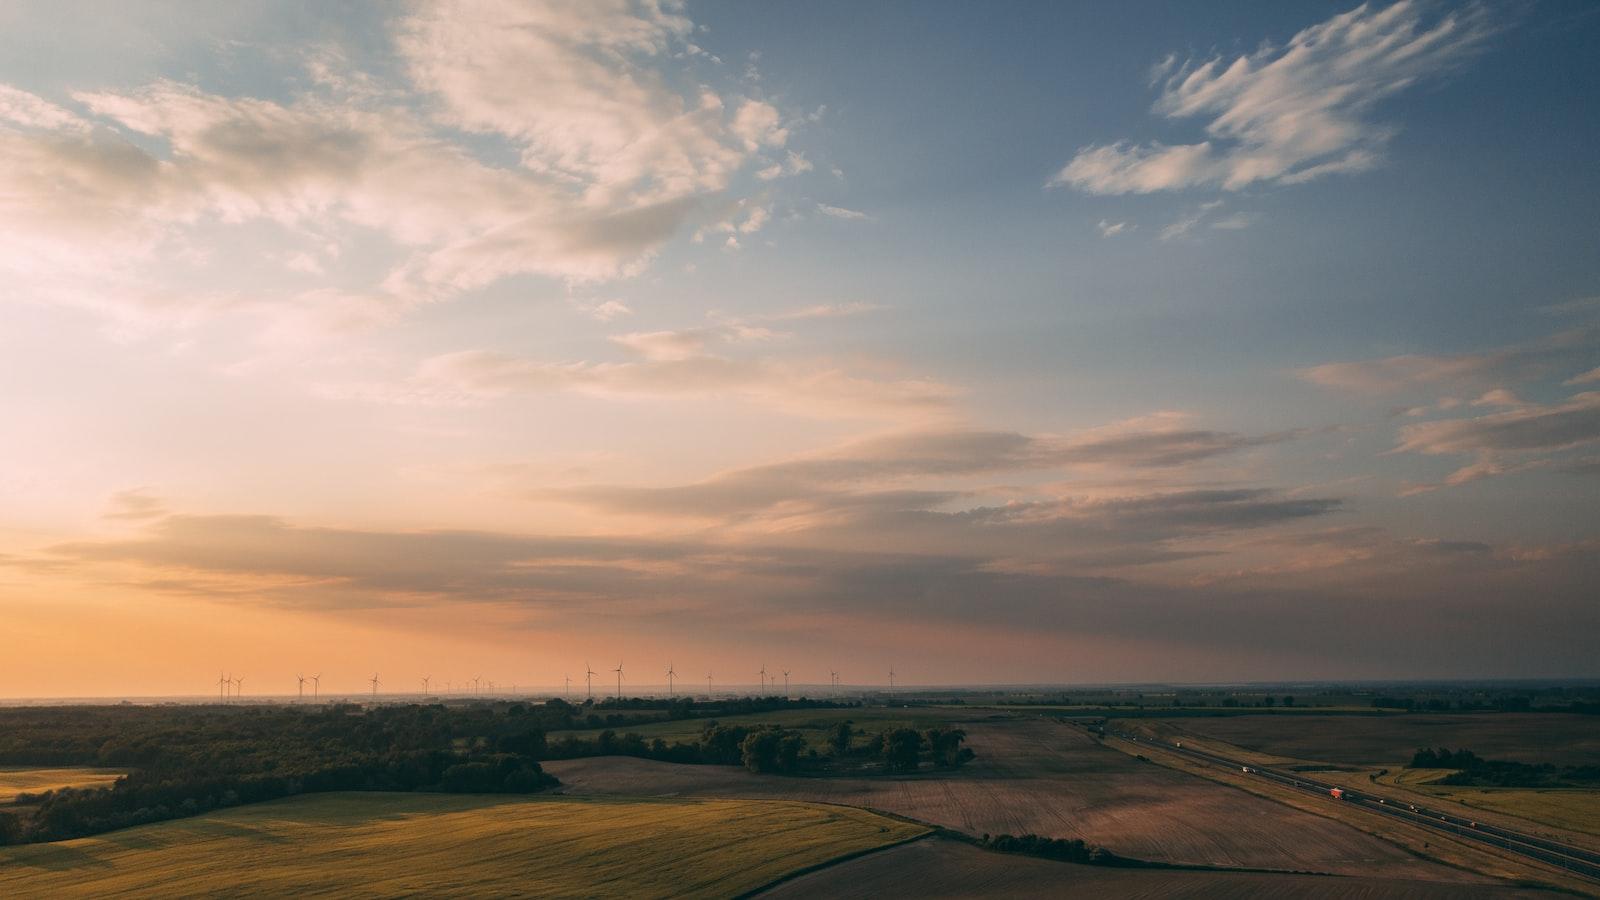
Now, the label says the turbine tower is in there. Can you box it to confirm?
[612,661,624,700]
[564,674,571,699]
[218,672,227,703]
[783,669,790,699]
[706,672,713,699]
[759,664,768,694]
[666,663,676,697]
[311,673,321,701]
[235,676,244,699]
[297,673,306,702]
[422,675,431,696]
[888,666,895,697]
[369,672,380,699]
[585,663,596,700]
[829,669,839,694]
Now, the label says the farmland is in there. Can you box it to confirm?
[0,792,926,898]
[760,836,1553,899]
[0,767,123,803]
[546,717,1490,881]
[1159,714,1600,767]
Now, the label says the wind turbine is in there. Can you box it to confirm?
[829,669,839,694]
[706,672,713,699]
[783,669,790,699]
[422,675,431,696]
[369,672,380,699]
[564,674,571,699]
[612,661,624,699]
[311,674,321,701]
[666,663,676,697]
[759,664,768,694]
[585,663,596,700]
[473,675,482,695]
[235,676,244,700]
[218,672,227,703]
[888,666,895,697]
[297,673,306,702]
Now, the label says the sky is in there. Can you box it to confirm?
[1,0,1597,698]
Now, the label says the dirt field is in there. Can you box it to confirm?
[759,837,1557,899]
[1163,714,1600,767]
[546,717,1492,881]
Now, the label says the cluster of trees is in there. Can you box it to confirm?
[546,720,975,776]
[976,833,1127,866]
[0,703,560,845]
[1408,747,1600,788]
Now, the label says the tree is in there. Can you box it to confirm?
[828,720,854,755]
[740,728,807,774]
[1282,696,1295,707]
[881,728,923,773]
[925,728,974,768]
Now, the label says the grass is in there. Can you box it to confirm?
[1374,768,1600,839]
[0,767,124,803]
[0,792,928,899]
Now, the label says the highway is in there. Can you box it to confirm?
[1107,727,1600,883]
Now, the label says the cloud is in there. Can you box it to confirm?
[1049,1,1491,194]
[0,1,801,336]
[1393,392,1600,492]
[397,0,779,205]
[1396,392,1600,457]
[609,324,774,361]
[103,489,168,521]
[816,203,870,221]
[756,150,813,181]
[544,421,1307,523]
[572,298,633,321]
[334,343,961,420]
[1299,325,1598,393]
[1096,220,1133,237]
[1565,366,1600,386]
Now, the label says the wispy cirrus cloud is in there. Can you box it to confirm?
[1049,1,1492,195]
[1394,392,1600,493]
[1299,325,1598,393]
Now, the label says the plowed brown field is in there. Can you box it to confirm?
[545,717,1491,881]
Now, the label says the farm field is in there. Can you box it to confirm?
[0,767,124,803]
[759,837,1556,899]
[0,791,926,899]
[545,717,1490,881]
[1374,768,1600,841]
[1161,714,1600,767]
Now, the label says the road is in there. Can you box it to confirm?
[1107,727,1600,883]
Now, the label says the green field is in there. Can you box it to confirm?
[550,706,961,748]
[0,767,124,803]
[1376,768,1600,838]
[0,792,927,898]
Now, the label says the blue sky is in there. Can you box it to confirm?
[0,1,1595,695]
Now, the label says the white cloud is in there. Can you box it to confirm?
[1049,1,1490,194]
[817,203,870,221]
[1096,220,1133,237]
[572,298,633,321]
